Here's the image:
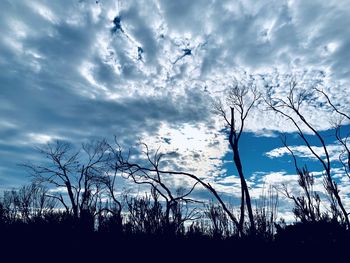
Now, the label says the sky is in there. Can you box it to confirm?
[1,0,350,219]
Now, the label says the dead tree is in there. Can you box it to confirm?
[98,159,123,224]
[25,140,111,224]
[0,183,56,223]
[314,87,350,121]
[314,87,350,180]
[335,124,350,180]
[213,81,260,233]
[279,135,323,222]
[114,142,200,233]
[112,141,241,234]
[265,80,350,227]
[16,183,57,221]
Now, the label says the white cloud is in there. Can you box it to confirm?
[265,143,344,161]
[1,0,350,193]
[27,133,56,144]
[139,121,229,179]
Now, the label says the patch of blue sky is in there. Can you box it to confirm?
[220,124,350,182]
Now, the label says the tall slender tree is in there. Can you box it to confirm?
[214,81,260,233]
[265,80,349,227]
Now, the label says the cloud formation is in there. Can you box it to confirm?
[1,0,350,189]
[265,144,344,161]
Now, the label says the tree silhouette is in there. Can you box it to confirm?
[213,80,260,234]
[266,79,349,227]
[112,141,242,232]
[113,142,203,234]
[24,140,112,229]
[315,87,350,180]
[1,77,350,261]
[278,135,325,223]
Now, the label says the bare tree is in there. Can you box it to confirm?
[0,183,56,223]
[112,141,242,233]
[314,87,350,180]
[265,80,349,227]
[1,189,21,222]
[278,135,323,223]
[314,87,350,121]
[125,188,165,234]
[335,123,350,180]
[25,140,111,224]
[30,184,57,218]
[213,81,260,233]
[114,142,201,233]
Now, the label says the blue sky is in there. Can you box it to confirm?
[1,0,350,219]
[231,126,350,178]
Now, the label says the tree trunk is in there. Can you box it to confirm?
[231,141,256,233]
[65,181,78,218]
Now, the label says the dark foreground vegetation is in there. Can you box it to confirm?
[1,79,350,261]
[0,202,349,261]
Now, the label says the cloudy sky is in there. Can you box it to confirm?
[1,0,350,218]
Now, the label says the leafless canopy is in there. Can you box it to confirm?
[113,141,241,230]
[265,79,350,227]
[213,79,261,234]
[24,140,112,219]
